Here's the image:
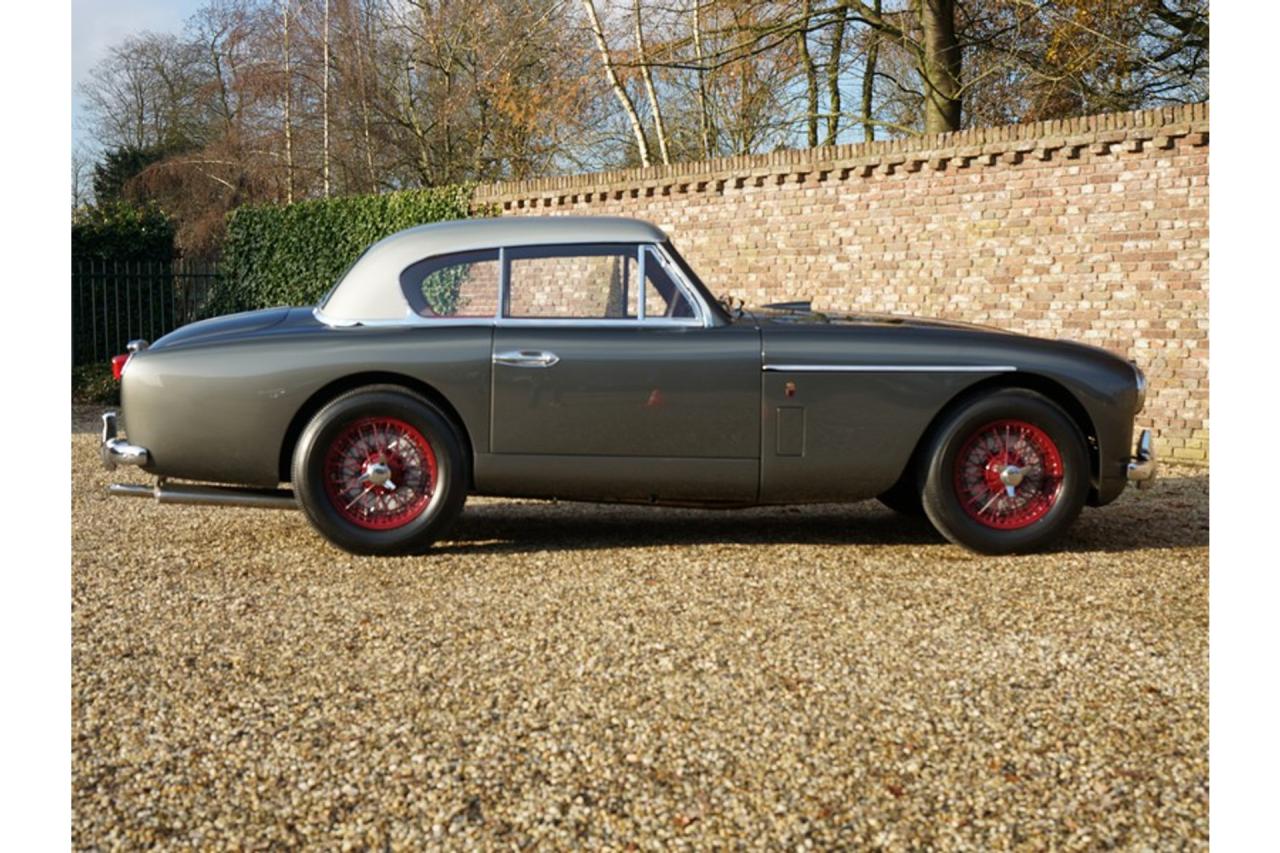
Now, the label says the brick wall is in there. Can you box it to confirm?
[475,103,1210,464]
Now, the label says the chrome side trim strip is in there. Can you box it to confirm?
[762,364,1018,373]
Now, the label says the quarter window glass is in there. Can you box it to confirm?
[643,248,695,319]
[506,245,638,319]
[400,249,500,318]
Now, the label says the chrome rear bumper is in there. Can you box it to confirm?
[1126,429,1157,488]
[100,411,149,470]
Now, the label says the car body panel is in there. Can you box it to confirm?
[116,218,1146,512]
[752,315,1138,504]
[486,323,762,502]
[472,454,760,505]
[125,312,494,486]
[759,368,993,502]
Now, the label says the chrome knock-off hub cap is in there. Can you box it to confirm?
[997,464,1025,494]
[364,461,395,489]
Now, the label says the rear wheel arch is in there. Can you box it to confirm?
[885,372,1101,500]
[278,372,474,486]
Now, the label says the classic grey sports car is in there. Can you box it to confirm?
[102,216,1155,555]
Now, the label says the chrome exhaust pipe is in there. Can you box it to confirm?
[108,481,299,510]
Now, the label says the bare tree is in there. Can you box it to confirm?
[633,0,671,164]
[337,0,378,190]
[824,3,847,145]
[691,1,714,158]
[282,0,295,203]
[73,0,1208,258]
[322,0,331,197]
[859,0,879,140]
[581,0,653,167]
[917,0,960,133]
[80,32,207,149]
[72,147,94,209]
[796,0,819,147]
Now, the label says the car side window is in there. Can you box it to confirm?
[505,244,639,320]
[400,249,500,318]
[642,246,696,319]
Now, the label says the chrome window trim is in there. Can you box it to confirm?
[398,247,501,320]
[313,306,362,327]
[500,242,708,326]
[499,316,704,329]
[647,243,712,328]
[312,307,705,330]
[312,305,451,328]
[497,246,508,319]
[637,246,646,322]
[503,242,643,323]
[762,364,1018,373]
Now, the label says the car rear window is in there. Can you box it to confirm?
[400,249,500,318]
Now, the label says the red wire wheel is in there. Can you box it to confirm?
[952,419,1065,530]
[322,417,438,530]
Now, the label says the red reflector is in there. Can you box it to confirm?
[111,354,130,381]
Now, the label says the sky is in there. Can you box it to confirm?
[72,0,206,155]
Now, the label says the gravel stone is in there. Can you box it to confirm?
[72,420,1208,849]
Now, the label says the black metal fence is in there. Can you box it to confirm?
[72,259,219,366]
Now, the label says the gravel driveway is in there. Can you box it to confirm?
[71,412,1208,849]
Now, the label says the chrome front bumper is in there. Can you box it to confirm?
[100,411,149,470]
[1126,429,1157,488]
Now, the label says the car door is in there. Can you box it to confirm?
[484,243,761,504]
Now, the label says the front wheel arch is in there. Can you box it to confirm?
[883,372,1101,504]
[278,372,474,486]
[920,388,1090,553]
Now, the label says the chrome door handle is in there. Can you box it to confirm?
[493,349,560,368]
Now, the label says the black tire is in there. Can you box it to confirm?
[291,385,468,555]
[877,475,925,516]
[920,389,1089,555]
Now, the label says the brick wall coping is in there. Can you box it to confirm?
[475,102,1209,209]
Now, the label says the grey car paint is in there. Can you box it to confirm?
[483,322,762,503]
[123,312,494,487]
[753,313,1137,505]
[119,233,1142,510]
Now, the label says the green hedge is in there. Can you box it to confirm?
[72,202,178,369]
[72,362,120,405]
[212,184,479,315]
[72,200,175,261]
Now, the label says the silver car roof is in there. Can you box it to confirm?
[318,216,669,323]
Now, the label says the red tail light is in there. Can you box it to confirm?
[111,353,130,381]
